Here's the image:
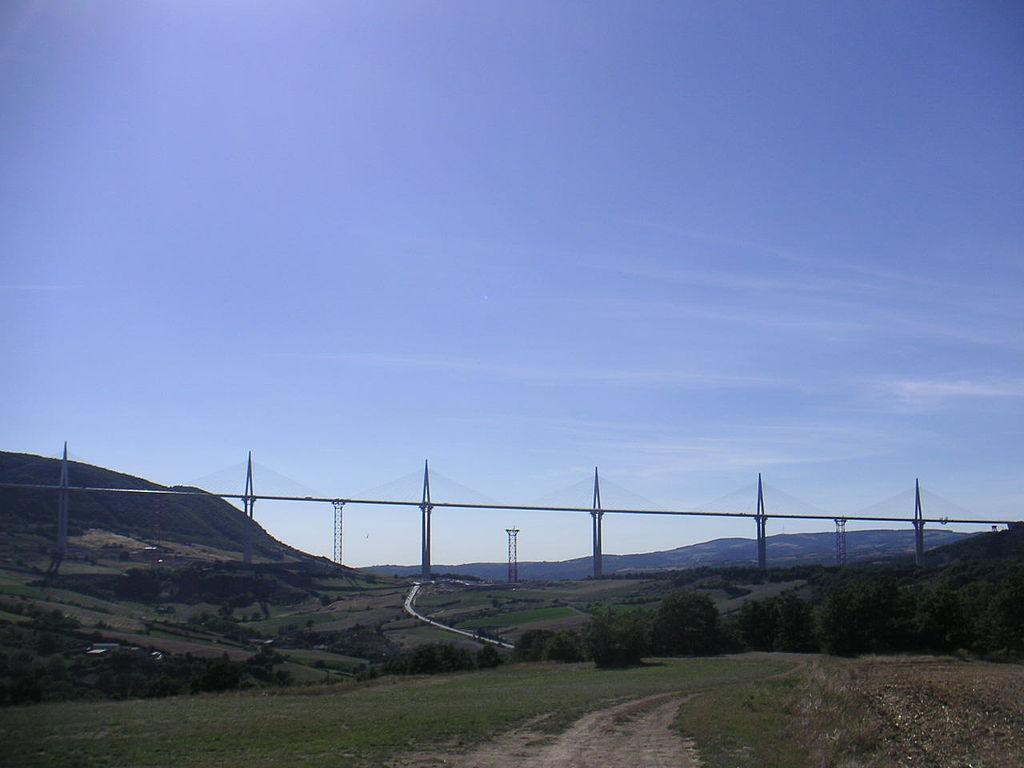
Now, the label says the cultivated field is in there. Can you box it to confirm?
[412,574,801,643]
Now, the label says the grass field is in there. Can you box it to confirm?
[456,605,577,629]
[2,641,1022,768]
[0,656,794,768]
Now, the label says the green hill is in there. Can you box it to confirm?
[0,451,316,564]
[924,523,1024,565]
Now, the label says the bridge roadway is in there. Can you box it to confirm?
[0,481,1010,526]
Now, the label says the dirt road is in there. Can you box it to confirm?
[417,693,699,768]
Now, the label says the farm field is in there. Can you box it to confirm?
[0,558,411,681]
[411,573,807,642]
[2,654,1021,768]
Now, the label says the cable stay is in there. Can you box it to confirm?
[693,482,759,515]
[759,483,833,518]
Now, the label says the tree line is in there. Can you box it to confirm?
[516,560,1024,667]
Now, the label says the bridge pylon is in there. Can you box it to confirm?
[47,442,70,576]
[242,452,255,564]
[755,473,767,569]
[913,478,925,566]
[420,460,432,580]
[591,467,603,578]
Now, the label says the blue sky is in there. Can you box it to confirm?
[2,2,1022,566]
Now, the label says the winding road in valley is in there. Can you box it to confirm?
[402,582,515,649]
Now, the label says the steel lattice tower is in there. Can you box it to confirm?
[834,518,847,566]
[506,528,519,583]
[332,500,345,565]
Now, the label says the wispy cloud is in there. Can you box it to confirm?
[582,432,895,477]
[569,287,1024,352]
[571,296,869,336]
[282,351,790,390]
[880,377,1024,409]
[612,216,1023,301]
[582,258,886,299]
[442,413,906,476]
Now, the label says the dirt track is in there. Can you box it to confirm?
[422,693,699,768]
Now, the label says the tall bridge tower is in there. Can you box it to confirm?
[420,460,432,580]
[913,478,925,566]
[591,467,603,578]
[47,442,70,576]
[242,452,255,564]
[755,473,767,569]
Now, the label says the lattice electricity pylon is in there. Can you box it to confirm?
[332,500,345,565]
[506,528,519,583]
[834,518,847,566]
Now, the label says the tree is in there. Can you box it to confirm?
[738,599,776,651]
[543,630,585,662]
[651,591,720,656]
[514,629,555,662]
[476,644,502,668]
[982,574,1024,654]
[585,608,651,668]
[915,586,969,652]
[192,654,243,693]
[819,580,911,655]
[772,593,816,652]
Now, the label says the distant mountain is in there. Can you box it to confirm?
[366,528,974,581]
[0,451,318,564]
